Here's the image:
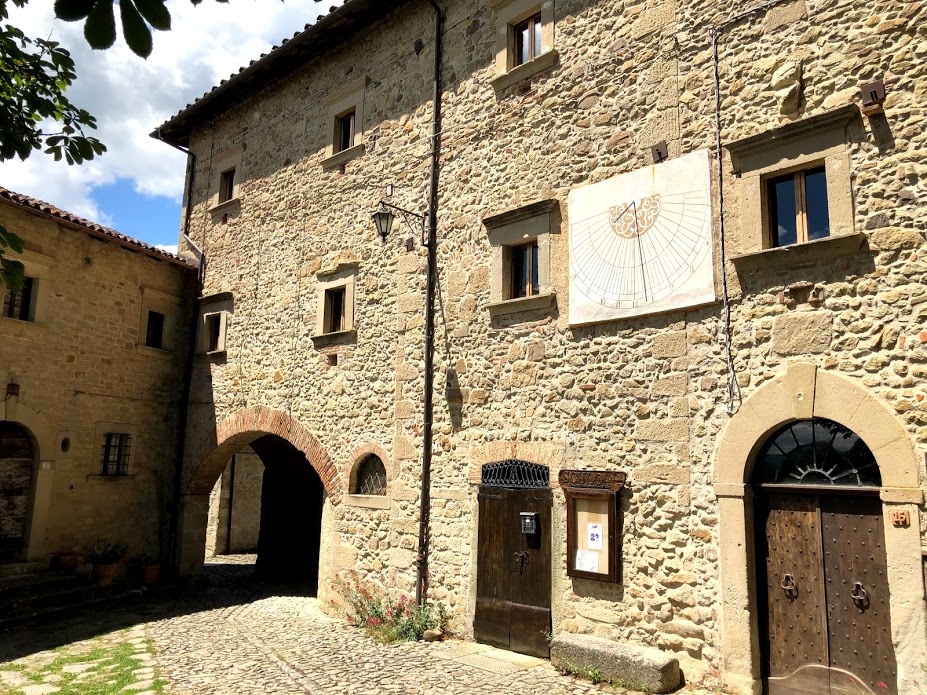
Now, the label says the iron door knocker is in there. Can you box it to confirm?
[781,573,798,598]
[850,581,869,609]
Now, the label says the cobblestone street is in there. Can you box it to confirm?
[1,557,723,695]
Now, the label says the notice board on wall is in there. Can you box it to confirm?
[559,470,627,583]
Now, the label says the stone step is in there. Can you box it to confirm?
[0,585,143,631]
[0,571,86,601]
[0,561,47,580]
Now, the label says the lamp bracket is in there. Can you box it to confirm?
[379,200,428,247]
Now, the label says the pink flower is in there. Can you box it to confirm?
[877,682,888,691]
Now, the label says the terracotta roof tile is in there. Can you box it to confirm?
[0,186,195,270]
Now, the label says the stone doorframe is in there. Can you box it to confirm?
[176,405,341,576]
[713,363,927,695]
[1,395,55,562]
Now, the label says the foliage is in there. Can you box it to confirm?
[55,0,227,59]
[333,572,449,643]
[556,661,653,693]
[80,538,128,565]
[0,225,24,290]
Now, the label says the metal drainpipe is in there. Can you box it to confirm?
[416,0,444,606]
[154,130,201,575]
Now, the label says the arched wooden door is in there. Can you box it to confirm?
[754,419,897,695]
[0,422,36,562]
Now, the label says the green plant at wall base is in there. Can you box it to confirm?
[557,662,653,693]
[80,539,128,564]
[333,572,448,643]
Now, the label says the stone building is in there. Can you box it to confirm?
[154,0,927,692]
[0,187,195,568]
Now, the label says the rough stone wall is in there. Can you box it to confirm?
[206,448,263,556]
[177,0,926,689]
[0,202,194,561]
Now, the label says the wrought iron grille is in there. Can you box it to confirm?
[355,455,387,495]
[481,459,549,489]
[100,432,131,476]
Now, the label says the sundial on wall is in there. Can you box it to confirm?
[568,149,716,325]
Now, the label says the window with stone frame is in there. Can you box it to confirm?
[210,144,245,210]
[490,0,557,92]
[512,11,542,67]
[2,277,36,321]
[137,288,181,356]
[334,108,356,154]
[322,78,367,170]
[725,105,858,257]
[144,310,166,349]
[100,432,132,476]
[353,454,387,496]
[484,199,558,317]
[218,167,236,204]
[323,286,346,334]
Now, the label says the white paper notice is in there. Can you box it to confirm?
[575,550,599,573]
[587,523,603,550]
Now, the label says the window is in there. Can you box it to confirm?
[219,167,236,204]
[100,433,131,476]
[2,277,34,321]
[354,455,387,495]
[323,78,367,170]
[767,166,829,247]
[144,310,165,349]
[513,12,542,67]
[509,241,539,299]
[335,109,356,154]
[197,294,231,356]
[205,313,222,352]
[324,287,346,334]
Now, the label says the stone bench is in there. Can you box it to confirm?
[550,634,682,693]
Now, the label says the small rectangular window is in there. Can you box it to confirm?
[336,109,356,153]
[324,287,346,334]
[145,310,165,349]
[100,433,131,476]
[513,12,542,67]
[205,313,222,353]
[219,167,236,204]
[509,241,540,299]
[2,277,34,322]
[767,165,830,248]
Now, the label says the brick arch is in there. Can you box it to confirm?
[185,405,342,503]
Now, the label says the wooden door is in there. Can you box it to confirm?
[0,422,35,562]
[474,486,552,658]
[760,493,896,695]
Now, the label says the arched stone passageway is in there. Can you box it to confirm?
[713,363,927,695]
[177,406,338,583]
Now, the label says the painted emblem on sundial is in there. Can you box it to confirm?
[568,149,717,325]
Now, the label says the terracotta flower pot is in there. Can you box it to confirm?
[94,563,119,585]
[55,552,80,573]
[141,564,161,586]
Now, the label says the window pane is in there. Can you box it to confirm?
[804,166,830,241]
[327,288,345,333]
[531,242,539,295]
[532,15,542,59]
[514,21,530,66]
[511,246,528,298]
[338,111,355,152]
[146,311,165,349]
[768,174,797,247]
[206,315,221,352]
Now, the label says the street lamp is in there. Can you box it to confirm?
[371,200,427,246]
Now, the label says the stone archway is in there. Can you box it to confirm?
[713,363,926,695]
[177,406,342,577]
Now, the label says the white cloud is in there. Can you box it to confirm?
[156,244,179,255]
[0,0,326,217]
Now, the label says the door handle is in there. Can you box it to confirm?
[780,573,798,597]
[850,582,869,608]
[513,551,528,575]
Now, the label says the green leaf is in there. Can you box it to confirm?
[54,0,96,22]
[84,0,116,50]
[134,0,171,31]
[0,257,26,292]
[0,225,25,254]
[119,0,152,58]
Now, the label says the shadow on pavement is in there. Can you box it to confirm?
[0,558,317,664]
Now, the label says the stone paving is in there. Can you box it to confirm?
[0,557,725,694]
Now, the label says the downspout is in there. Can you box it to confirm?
[417,0,443,606]
[154,129,202,574]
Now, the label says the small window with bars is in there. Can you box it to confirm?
[3,277,35,322]
[100,433,131,476]
[354,455,387,496]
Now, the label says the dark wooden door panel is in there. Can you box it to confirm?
[821,495,897,695]
[511,489,552,609]
[474,597,511,649]
[476,489,508,601]
[762,494,829,681]
[509,603,551,658]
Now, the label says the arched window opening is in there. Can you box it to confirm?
[354,454,387,496]
[754,418,881,487]
[481,459,549,488]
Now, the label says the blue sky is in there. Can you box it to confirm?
[0,0,327,251]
